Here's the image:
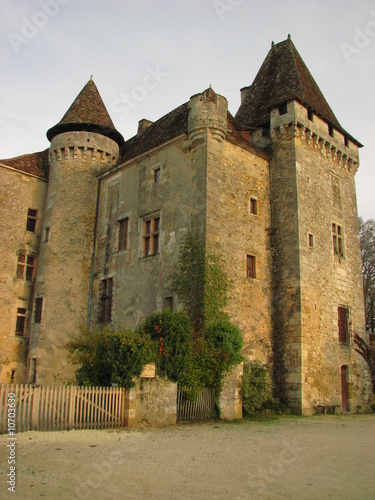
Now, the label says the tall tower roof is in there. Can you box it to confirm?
[235,36,358,142]
[47,78,124,146]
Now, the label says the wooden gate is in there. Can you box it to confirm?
[0,384,125,433]
[177,386,215,421]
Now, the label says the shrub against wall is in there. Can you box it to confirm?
[241,361,283,415]
[141,309,192,383]
[66,326,154,388]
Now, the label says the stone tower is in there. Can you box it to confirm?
[236,37,368,414]
[27,78,124,384]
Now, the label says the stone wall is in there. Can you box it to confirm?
[124,374,177,428]
[0,165,47,383]
[205,134,273,365]
[219,363,243,420]
[28,131,119,385]
[91,131,207,328]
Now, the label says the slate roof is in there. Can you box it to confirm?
[47,79,124,146]
[235,37,361,145]
[119,93,267,165]
[119,102,189,163]
[0,149,49,180]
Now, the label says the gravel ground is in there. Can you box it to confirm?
[0,414,374,499]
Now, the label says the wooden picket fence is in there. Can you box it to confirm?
[177,386,216,421]
[0,384,126,434]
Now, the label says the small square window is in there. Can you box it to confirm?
[26,208,38,232]
[154,168,161,183]
[34,297,43,324]
[164,296,174,311]
[246,255,256,279]
[117,218,129,251]
[250,198,258,215]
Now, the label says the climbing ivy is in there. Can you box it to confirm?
[172,230,231,331]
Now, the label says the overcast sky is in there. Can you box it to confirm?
[1,0,374,219]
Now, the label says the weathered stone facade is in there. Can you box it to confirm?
[0,37,372,414]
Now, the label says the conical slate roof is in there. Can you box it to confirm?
[235,37,359,144]
[47,78,124,146]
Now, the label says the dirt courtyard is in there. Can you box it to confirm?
[0,414,374,499]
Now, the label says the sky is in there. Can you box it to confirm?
[1,0,374,220]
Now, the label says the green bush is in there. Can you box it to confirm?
[204,319,243,371]
[140,309,192,382]
[241,361,283,416]
[67,326,154,388]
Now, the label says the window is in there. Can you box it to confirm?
[163,296,174,311]
[331,175,341,210]
[341,365,349,411]
[308,233,314,248]
[338,307,349,344]
[328,124,334,138]
[98,278,113,324]
[16,253,26,279]
[16,253,35,280]
[30,358,37,385]
[117,218,129,251]
[154,167,161,184]
[34,298,43,324]
[246,255,256,278]
[26,208,38,232]
[15,308,27,335]
[26,256,35,280]
[307,108,314,121]
[143,216,160,256]
[250,198,258,215]
[278,103,287,115]
[44,227,50,242]
[332,223,344,256]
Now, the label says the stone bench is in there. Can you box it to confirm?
[316,404,341,415]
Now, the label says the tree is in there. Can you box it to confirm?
[359,217,375,332]
[353,333,375,394]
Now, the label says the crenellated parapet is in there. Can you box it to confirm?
[49,131,119,169]
[269,101,360,174]
[49,145,117,167]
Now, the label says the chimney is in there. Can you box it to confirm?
[137,119,153,136]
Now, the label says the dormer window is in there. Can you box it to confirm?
[278,103,288,116]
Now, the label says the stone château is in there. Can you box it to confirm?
[0,36,372,414]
